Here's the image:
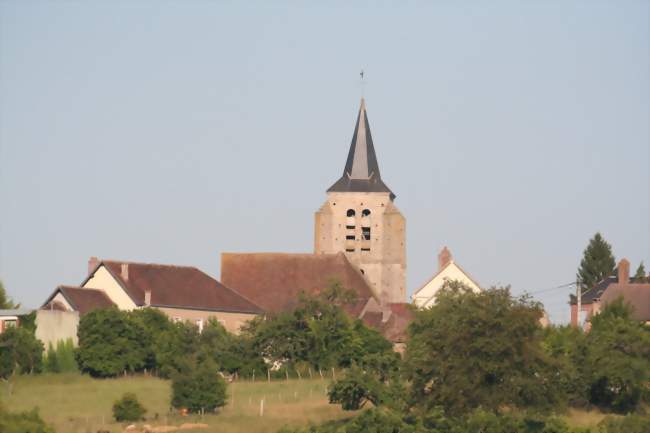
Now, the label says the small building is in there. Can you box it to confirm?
[571,258,650,329]
[0,309,33,333]
[411,247,481,308]
[41,257,264,334]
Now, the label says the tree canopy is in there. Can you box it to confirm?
[0,280,19,309]
[577,232,616,290]
[404,281,562,415]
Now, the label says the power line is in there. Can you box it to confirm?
[524,281,575,296]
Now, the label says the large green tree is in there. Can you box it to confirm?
[577,232,616,290]
[0,327,44,378]
[75,308,149,377]
[633,262,647,282]
[0,280,19,309]
[584,299,650,413]
[405,281,563,416]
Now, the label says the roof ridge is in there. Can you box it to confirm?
[102,259,200,270]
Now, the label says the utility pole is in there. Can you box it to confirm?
[576,278,581,329]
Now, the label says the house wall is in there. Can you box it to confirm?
[154,306,258,334]
[35,310,79,347]
[83,266,137,310]
[315,191,406,304]
[412,262,481,308]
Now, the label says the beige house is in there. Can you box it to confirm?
[411,247,482,308]
[42,258,263,334]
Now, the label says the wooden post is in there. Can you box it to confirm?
[267,369,271,383]
[285,368,289,381]
[319,368,323,379]
[331,367,336,381]
[308,367,313,379]
[296,368,302,380]
[259,398,264,417]
[252,369,255,382]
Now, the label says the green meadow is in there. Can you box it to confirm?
[1,373,356,433]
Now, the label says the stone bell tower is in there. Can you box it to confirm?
[314,98,406,304]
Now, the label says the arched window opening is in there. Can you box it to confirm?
[362,209,371,217]
[346,209,356,230]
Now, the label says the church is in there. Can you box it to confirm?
[38,98,419,348]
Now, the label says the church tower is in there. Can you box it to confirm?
[315,99,406,304]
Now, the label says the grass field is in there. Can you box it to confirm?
[0,373,628,433]
[0,373,355,433]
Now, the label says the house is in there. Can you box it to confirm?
[41,258,264,334]
[571,258,650,329]
[0,309,33,333]
[411,247,481,308]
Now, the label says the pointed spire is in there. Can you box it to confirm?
[327,99,395,199]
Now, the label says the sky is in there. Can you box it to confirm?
[1,1,648,323]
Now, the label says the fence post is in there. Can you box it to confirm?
[252,369,255,382]
[259,398,264,417]
[332,367,336,381]
[267,369,271,383]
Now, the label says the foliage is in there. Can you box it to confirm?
[247,282,395,371]
[0,404,55,433]
[75,308,148,377]
[632,262,647,282]
[171,358,227,413]
[0,280,19,309]
[278,407,598,433]
[44,339,77,373]
[198,318,265,376]
[405,281,563,416]
[597,414,650,433]
[0,327,44,378]
[577,233,616,290]
[112,392,146,422]
[584,298,650,413]
[327,365,386,410]
[542,325,589,406]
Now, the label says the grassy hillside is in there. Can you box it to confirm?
[0,373,355,433]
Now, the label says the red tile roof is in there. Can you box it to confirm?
[42,286,115,315]
[87,260,263,314]
[600,283,650,321]
[359,303,414,343]
[220,252,377,315]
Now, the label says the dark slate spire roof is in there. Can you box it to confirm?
[327,98,395,199]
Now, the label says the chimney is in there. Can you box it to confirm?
[88,256,99,275]
[121,263,129,281]
[618,258,630,284]
[144,290,151,307]
[438,247,452,271]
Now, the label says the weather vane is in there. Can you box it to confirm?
[360,70,364,80]
[360,69,365,98]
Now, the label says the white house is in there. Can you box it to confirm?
[411,247,481,308]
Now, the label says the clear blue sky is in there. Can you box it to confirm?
[1,1,648,323]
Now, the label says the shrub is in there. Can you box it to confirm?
[597,414,650,433]
[0,327,44,378]
[76,308,148,377]
[44,339,78,374]
[112,393,146,422]
[0,404,55,433]
[171,359,227,413]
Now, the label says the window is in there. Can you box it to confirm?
[345,248,355,252]
[362,227,371,240]
[362,209,371,217]
[346,235,355,240]
[361,248,371,252]
[347,209,356,217]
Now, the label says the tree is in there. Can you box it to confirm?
[577,233,616,290]
[0,327,44,378]
[75,308,148,377]
[0,280,19,309]
[198,318,265,376]
[584,298,650,413]
[405,281,563,416]
[0,405,55,433]
[633,262,647,282]
[112,393,146,422]
[171,358,227,413]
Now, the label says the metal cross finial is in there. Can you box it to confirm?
[360,70,364,80]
